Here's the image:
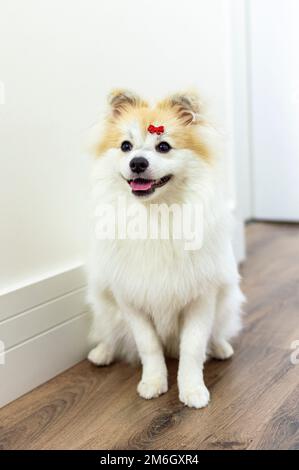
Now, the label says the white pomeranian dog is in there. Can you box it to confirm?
[87,89,244,409]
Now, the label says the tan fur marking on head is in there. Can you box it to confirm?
[95,90,211,161]
[156,91,211,161]
[95,90,148,156]
[96,121,123,156]
[172,127,211,161]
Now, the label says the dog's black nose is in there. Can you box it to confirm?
[129,157,149,174]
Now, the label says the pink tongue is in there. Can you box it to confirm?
[130,180,153,191]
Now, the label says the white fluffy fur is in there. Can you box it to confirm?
[87,94,244,408]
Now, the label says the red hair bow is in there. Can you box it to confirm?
[148,124,164,135]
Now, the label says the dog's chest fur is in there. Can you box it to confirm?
[96,233,217,316]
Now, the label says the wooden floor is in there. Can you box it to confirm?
[1,222,299,450]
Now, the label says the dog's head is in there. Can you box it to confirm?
[93,89,213,201]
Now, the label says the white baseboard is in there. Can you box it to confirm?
[0,265,86,322]
[0,265,90,408]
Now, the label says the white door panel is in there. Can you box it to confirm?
[250,0,299,221]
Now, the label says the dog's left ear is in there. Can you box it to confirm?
[158,91,203,125]
[108,89,147,118]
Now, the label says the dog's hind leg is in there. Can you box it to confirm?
[209,283,245,360]
[87,286,138,365]
[88,342,115,366]
[87,287,118,366]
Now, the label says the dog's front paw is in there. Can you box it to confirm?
[179,384,210,409]
[137,376,168,399]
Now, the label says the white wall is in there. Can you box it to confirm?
[0,0,242,293]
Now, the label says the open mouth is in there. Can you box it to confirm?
[127,175,172,197]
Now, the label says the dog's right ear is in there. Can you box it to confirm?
[108,89,148,118]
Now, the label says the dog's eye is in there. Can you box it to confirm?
[121,141,133,152]
[156,141,171,153]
